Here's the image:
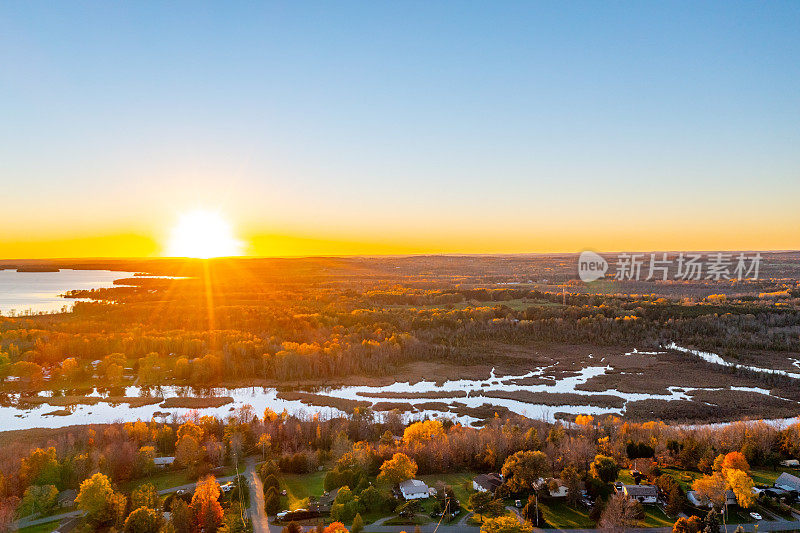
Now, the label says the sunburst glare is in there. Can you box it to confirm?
[166,209,243,258]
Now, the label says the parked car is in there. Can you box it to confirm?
[275,509,319,522]
[750,513,763,521]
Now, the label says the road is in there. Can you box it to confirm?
[347,516,800,533]
[246,457,270,533]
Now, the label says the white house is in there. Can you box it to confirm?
[547,480,569,498]
[622,485,658,504]
[534,477,570,498]
[153,456,175,468]
[399,479,430,500]
[473,473,503,494]
[779,459,799,468]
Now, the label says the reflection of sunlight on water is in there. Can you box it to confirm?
[0,269,142,315]
[4,346,798,430]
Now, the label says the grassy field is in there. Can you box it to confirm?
[661,467,704,491]
[122,468,193,492]
[640,505,674,527]
[279,471,326,510]
[750,468,797,486]
[540,500,595,528]
[418,471,477,508]
[17,523,59,533]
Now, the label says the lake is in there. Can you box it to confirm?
[0,269,138,315]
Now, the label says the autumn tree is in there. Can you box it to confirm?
[590,455,621,484]
[725,469,755,508]
[378,453,417,485]
[124,506,162,533]
[170,498,193,533]
[721,452,749,473]
[131,483,161,510]
[561,465,582,505]
[403,420,445,446]
[76,473,121,524]
[264,486,281,515]
[598,493,643,533]
[501,450,550,493]
[352,512,364,533]
[673,516,702,533]
[20,447,60,487]
[480,515,533,533]
[469,491,504,521]
[18,485,58,517]
[191,475,224,532]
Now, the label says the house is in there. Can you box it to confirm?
[547,479,569,498]
[621,484,658,504]
[779,459,799,468]
[399,479,430,500]
[473,473,503,494]
[58,489,77,508]
[534,477,570,498]
[687,490,705,507]
[153,456,175,468]
[775,472,800,492]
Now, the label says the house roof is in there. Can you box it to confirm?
[623,484,658,496]
[58,489,77,504]
[474,473,503,491]
[775,472,800,491]
[153,456,175,465]
[399,479,429,493]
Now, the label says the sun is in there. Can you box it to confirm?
[166,209,243,258]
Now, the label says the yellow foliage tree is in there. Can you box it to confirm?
[377,453,418,485]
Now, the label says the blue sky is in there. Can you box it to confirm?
[1,1,798,256]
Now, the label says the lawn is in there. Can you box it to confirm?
[750,468,796,487]
[540,500,595,528]
[418,471,476,508]
[617,470,635,485]
[661,467,703,492]
[639,505,674,527]
[122,468,193,492]
[17,523,59,533]
[279,471,326,510]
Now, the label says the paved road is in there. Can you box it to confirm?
[246,457,270,533]
[360,517,800,533]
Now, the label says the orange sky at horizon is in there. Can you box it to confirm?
[3,222,798,260]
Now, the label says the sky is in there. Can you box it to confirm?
[1,1,799,258]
